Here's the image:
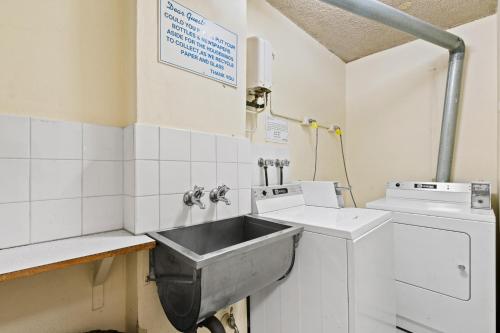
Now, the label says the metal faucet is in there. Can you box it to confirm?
[209,185,231,205]
[183,185,206,209]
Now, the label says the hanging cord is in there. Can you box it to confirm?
[338,131,357,207]
[313,126,319,180]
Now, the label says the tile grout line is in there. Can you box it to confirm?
[132,125,136,234]
[121,127,125,231]
[29,117,32,244]
[81,123,84,236]
[157,126,160,230]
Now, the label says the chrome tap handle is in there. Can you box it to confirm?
[183,185,206,209]
[275,159,290,167]
[210,185,231,205]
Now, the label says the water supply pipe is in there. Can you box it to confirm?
[185,316,226,333]
[320,0,466,182]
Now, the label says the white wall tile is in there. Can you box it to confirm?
[238,163,252,189]
[83,161,123,197]
[123,161,135,196]
[237,138,252,163]
[217,163,238,189]
[135,124,159,160]
[0,159,29,203]
[123,125,135,160]
[0,202,30,248]
[135,196,159,234]
[160,128,190,161]
[0,115,30,158]
[123,196,135,233]
[191,131,216,162]
[83,196,123,234]
[160,161,190,194]
[83,124,123,161]
[31,118,82,159]
[31,198,81,242]
[191,162,216,191]
[216,190,239,220]
[31,160,81,201]
[238,189,252,215]
[217,135,238,162]
[191,194,216,224]
[160,194,191,230]
[135,160,159,196]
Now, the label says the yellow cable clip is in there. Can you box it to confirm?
[310,121,318,129]
[335,128,343,136]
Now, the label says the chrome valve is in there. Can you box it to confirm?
[275,159,290,168]
[209,185,231,205]
[183,185,206,209]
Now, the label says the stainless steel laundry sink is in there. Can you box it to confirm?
[148,215,303,332]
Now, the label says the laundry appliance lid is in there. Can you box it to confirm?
[367,198,495,223]
[257,206,391,240]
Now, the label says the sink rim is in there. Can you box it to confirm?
[148,215,303,269]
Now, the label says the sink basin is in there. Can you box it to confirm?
[148,215,303,332]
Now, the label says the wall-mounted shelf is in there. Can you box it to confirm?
[0,230,155,283]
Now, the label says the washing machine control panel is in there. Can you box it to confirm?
[253,184,302,200]
[252,184,304,214]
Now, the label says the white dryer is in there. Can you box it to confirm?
[367,181,496,333]
[250,184,396,333]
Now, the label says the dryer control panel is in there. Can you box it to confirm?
[386,181,492,210]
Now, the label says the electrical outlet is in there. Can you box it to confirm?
[301,117,316,126]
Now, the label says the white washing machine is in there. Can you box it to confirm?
[367,181,496,333]
[250,184,396,333]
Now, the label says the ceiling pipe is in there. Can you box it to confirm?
[320,0,465,183]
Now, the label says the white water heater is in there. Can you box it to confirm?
[247,36,272,93]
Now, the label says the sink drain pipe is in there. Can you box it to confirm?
[185,316,226,333]
[320,0,465,182]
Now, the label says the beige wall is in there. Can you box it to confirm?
[0,0,137,127]
[0,1,136,332]
[247,0,347,183]
[135,0,247,137]
[346,15,498,207]
[0,256,128,333]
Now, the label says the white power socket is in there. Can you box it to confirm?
[301,117,316,126]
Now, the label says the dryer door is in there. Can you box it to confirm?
[394,223,470,300]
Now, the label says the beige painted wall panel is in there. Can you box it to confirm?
[0,257,127,333]
[0,0,135,125]
[346,15,498,206]
[0,0,136,127]
[136,0,246,137]
[247,0,347,183]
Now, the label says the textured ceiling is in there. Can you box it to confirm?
[268,0,497,62]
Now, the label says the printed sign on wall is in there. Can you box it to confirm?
[159,0,238,87]
[266,115,289,144]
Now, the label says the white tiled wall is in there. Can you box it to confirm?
[0,115,124,249]
[0,115,257,246]
[124,124,253,235]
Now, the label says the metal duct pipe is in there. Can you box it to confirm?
[320,0,466,182]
